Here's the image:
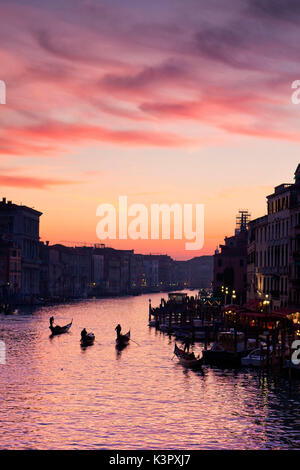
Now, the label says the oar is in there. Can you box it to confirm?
[126,327,140,346]
[129,338,140,346]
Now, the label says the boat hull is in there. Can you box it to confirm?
[81,333,95,346]
[177,357,203,369]
[241,357,265,367]
[49,321,72,336]
[116,331,130,347]
[174,343,203,369]
[202,349,251,366]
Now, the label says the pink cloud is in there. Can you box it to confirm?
[0,174,78,189]
[0,122,199,157]
[1,0,300,160]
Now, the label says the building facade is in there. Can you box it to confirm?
[0,198,42,299]
[213,211,250,304]
[247,165,300,309]
[186,256,213,289]
[0,238,22,300]
[40,243,93,299]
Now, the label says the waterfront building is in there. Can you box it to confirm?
[186,256,213,289]
[247,165,300,309]
[0,237,22,300]
[290,164,300,306]
[213,211,250,304]
[129,253,145,293]
[140,255,159,290]
[91,248,105,296]
[151,254,174,290]
[93,246,133,295]
[0,198,42,299]
[173,260,189,289]
[171,257,213,290]
[40,243,92,299]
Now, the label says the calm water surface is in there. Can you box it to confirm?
[0,292,299,450]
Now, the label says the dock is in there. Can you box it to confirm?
[149,292,300,378]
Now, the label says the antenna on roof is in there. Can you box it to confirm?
[236,210,251,232]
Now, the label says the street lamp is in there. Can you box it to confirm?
[263,294,270,329]
[225,287,229,305]
[263,294,270,312]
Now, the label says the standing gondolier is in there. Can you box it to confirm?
[115,324,122,338]
[183,337,192,353]
[115,325,131,349]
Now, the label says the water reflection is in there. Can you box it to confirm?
[0,292,299,449]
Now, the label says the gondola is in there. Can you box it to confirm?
[49,317,72,336]
[174,343,203,369]
[116,330,130,347]
[80,330,95,347]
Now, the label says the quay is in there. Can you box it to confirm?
[148,292,223,346]
[149,292,300,377]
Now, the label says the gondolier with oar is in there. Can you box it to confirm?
[115,324,131,348]
[182,336,192,353]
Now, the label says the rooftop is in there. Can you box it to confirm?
[0,197,42,216]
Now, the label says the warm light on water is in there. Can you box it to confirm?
[0,292,299,450]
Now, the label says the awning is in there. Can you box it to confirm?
[242,299,263,311]
[239,310,290,321]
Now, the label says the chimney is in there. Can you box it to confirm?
[2,197,6,204]
[46,241,49,246]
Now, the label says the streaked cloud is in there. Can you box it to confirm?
[0,174,78,189]
[1,0,300,157]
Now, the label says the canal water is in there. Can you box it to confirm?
[0,291,299,450]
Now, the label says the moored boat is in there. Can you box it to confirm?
[241,348,268,367]
[241,345,280,367]
[174,343,203,369]
[202,330,254,366]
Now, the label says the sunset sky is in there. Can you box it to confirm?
[0,0,299,259]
